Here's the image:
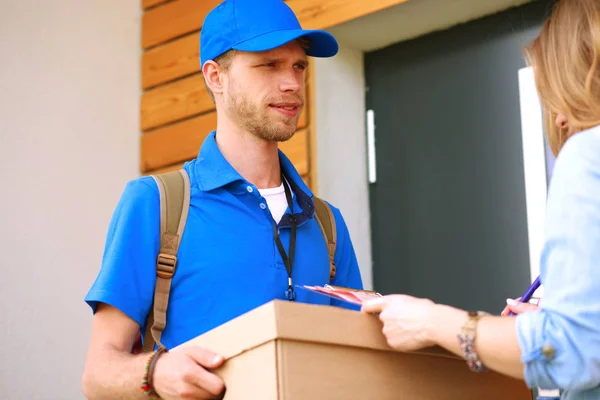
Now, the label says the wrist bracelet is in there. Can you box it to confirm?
[457,311,488,372]
[141,347,168,397]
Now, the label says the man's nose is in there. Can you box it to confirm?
[279,71,302,93]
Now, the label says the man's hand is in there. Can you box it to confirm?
[81,303,227,400]
[500,297,540,316]
[361,294,437,352]
[153,347,226,400]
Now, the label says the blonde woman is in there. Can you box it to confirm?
[362,0,600,398]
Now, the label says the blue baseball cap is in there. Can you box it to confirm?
[200,0,339,68]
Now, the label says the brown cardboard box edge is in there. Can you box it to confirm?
[173,300,532,400]
[174,300,461,361]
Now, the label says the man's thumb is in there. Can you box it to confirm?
[185,346,225,368]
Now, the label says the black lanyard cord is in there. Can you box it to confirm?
[273,174,297,301]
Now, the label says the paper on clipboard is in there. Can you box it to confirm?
[297,284,382,305]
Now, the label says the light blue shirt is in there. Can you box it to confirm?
[85,131,363,349]
[516,125,600,399]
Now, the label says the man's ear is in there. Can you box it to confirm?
[203,60,225,95]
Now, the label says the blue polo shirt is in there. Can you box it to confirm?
[85,131,364,348]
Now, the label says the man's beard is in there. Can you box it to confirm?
[226,84,303,142]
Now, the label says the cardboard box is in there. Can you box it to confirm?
[176,300,532,400]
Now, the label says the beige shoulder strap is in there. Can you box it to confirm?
[142,169,191,352]
[313,196,337,281]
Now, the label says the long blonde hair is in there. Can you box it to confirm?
[524,0,600,156]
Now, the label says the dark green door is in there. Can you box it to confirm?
[365,0,556,313]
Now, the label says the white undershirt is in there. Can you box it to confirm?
[258,182,290,223]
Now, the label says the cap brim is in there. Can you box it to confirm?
[232,29,339,58]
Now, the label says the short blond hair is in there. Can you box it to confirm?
[524,0,600,156]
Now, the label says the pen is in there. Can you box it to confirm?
[509,276,541,316]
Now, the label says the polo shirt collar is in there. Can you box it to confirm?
[193,131,315,204]
[194,131,244,192]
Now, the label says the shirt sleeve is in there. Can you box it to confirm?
[84,177,161,329]
[515,131,600,392]
[328,203,365,310]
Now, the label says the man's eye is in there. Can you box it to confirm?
[263,62,276,67]
[295,64,306,70]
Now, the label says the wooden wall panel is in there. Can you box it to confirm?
[141,112,217,172]
[141,0,408,87]
[142,33,199,89]
[142,128,309,176]
[142,0,221,49]
[307,62,318,194]
[144,0,408,51]
[141,74,212,131]
[142,32,198,89]
[288,0,410,30]
[142,0,172,10]
[279,129,309,176]
[141,73,309,132]
[141,108,308,173]
[146,162,186,175]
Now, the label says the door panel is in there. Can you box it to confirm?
[365,0,555,313]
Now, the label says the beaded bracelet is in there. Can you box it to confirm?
[457,311,488,372]
[141,347,168,397]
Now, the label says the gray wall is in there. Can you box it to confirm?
[315,45,373,290]
[0,1,141,398]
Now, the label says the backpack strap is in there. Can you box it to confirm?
[313,196,337,281]
[142,169,191,352]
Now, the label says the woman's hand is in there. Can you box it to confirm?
[361,294,438,352]
[500,297,540,316]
